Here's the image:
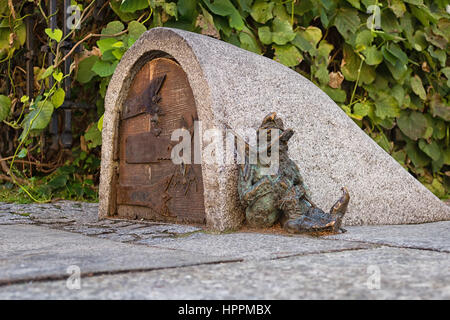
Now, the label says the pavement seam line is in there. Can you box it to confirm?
[321,238,450,253]
[0,258,244,288]
[270,246,380,261]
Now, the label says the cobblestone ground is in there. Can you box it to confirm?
[0,201,202,245]
[0,200,449,299]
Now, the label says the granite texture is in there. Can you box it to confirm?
[1,247,448,299]
[0,224,232,284]
[0,201,202,244]
[325,221,450,252]
[0,201,449,299]
[147,232,374,260]
[100,27,450,231]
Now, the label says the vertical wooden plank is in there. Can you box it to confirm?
[116,57,205,224]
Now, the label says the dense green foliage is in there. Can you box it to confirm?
[0,0,449,201]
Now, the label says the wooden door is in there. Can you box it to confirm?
[115,57,205,224]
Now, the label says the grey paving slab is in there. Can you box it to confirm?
[142,232,375,260]
[0,201,98,225]
[0,201,202,245]
[0,224,234,284]
[1,247,448,299]
[325,221,450,252]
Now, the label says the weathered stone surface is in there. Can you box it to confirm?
[143,232,374,260]
[0,224,232,284]
[0,201,98,225]
[0,202,449,300]
[0,201,203,244]
[100,27,450,231]
[1,247,448,299]
[325,221,450,252]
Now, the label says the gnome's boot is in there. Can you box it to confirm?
[329,187,350,232]
[279,187,350,234]
[278,187,335,233]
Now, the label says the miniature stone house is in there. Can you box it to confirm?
[99,28,450,231]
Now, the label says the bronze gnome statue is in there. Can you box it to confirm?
[237,112,350,234]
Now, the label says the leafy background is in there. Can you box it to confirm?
[0,0,449,202]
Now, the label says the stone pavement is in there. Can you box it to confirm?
[0,201,448,299]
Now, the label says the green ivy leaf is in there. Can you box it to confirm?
[432,118,446,140]
[178,0,198,20]
[317,40,333,61]
[120,0,149,13]
[380,10,402,35]
[202,0,235,15]
[239,28,261,54]
[443,148,450,165]
[76,56,100,84]
[163,2,178,19]
[341,45,375,84]
[362,46,383,65]
[389,0,406,18]
[21,101,55,141]
[273,44,303,67]
[322,86,347,103]
[128,21,147,40]
[271,17,296,45]
[410,75,427,100]
[15,21,26,47]
[353,102,372,119]
[384,43,408,66]
[52,71,63,83]
[17,148,27,159]
[355,30,373,51]
[97,38,118,55]
[333,8,360,40]
[437,18,450,41]
[101,21,125,36]
[391,85,405,106]
[345,0,361,9]
[374,92,401,119]
[39,66,54,80]
[112,48,125,60]
[250,0,274,24]
[392,149,407,166]
[292,32,314,53]
[258,26,272,45]
[315,64,329,85]
[428,47,446,68]
[45,28,63,42]
[51,175,71,191]
[297,26,322,48]
[202,0,244,30]
[403,0,424,5]
[424,178,446,198]
[410,5,436,28]
[397,111,428,141]
[442,67,450,87]
[51,88,65,109]
[424,27,447,50]
[418,139,441,161]
[0,94,11,122]
[84,123,102,149]
[412,30,427,51]
[382,44,409,80]
[92,60,118,77]
[110,0,140,22]
[429,94,450,121]
[98,114,104,131]
[374,132,391,152]
[406,140,430,168]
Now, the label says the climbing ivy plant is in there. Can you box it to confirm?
[0,0,449,200]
